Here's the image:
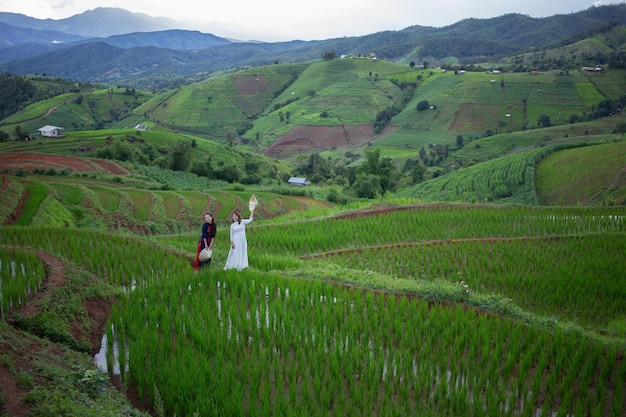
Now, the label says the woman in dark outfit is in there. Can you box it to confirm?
[194,212,216,270]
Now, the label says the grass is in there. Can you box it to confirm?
[14,182,48,226]
[0,88,155,136]
[50,183,83,205]
[91,186,120,212]
[536,140,626,205]
[0,178,24,223]
[124,189,151,221]
[388,71,605,147]
[177,191,211,217]
[134,63,307,139]
[1,94,78,125]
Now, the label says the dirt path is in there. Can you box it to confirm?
[0,249,67,417]
[10,96,78,126]
[5,186,29,225]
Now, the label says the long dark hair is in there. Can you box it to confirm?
[204,212,216,225]
[232,210,242,224]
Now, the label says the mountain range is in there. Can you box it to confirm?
[1,5,626,90]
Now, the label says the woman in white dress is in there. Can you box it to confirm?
[224,209,253,271]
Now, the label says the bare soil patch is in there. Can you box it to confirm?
[266,124,389,158]
[91,158,131,175]
[0,152,128,175]
[234,75,269,95]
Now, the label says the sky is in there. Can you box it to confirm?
[0,0,623,42]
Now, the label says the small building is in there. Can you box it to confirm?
[37,125,65,138]
[288,177,310,187]
[135,124,148,131]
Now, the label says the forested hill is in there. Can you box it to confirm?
[1,4,625,89]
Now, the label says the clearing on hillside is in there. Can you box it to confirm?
[0,152,130,175]
[266,124,393,157]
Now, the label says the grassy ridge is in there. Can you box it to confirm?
[536,140,626,205]
[397,138,626,205]
[0,170,329,233]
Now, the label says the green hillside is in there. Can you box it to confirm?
[131,63,308,139]
[1,31,625,208]
[0,84,155,134]
[2,18,626,417]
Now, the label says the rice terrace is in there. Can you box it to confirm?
[0,149,625,416]
[1,8,626,416]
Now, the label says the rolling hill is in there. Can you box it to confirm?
[1,4,626,89]
[2,7,626,417]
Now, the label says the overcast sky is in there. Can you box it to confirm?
[0,0,622,41]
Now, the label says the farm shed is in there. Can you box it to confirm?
[288,177,310,187]
[37,125,65,138]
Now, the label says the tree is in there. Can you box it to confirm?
[12,125,28,141]
[225,127,237,147]
[322,50,336,61]
[170,141,192,171]
[358,148,396,193]
[352,173,381,199]
[416,100,429,111]
[215,164,242,183]
[538,114,551,128]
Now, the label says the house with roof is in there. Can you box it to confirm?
[37,125,65,138]
[288,177,310,187]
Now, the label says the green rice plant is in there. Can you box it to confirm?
[0,228,191,289]
[0,178,25,224]
[14,181,48,226]
[0,248,45,318]
[123,189,151,221]
[536,141,626,205]
[50,183,83,205]
[177,191,211,217]
[90,185,120,212]
[100,267,625,416]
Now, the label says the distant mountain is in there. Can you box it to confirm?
[100,30,232,49]
[0,7,177,38]
[0,21,85,48]
[0,40,319,87]
[0,4,625,89]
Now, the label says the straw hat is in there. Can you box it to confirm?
[248,194,258,212]
[199,248,212,261]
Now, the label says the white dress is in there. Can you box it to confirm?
[224,217,253,270]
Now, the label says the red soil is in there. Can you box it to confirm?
[266,124,392,158]
[234,75,269,95]
[0,152,128,175]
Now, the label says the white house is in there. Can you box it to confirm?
[38,125,65,138]
[288,177,310,187]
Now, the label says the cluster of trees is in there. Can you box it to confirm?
[293,148,428,199]
[373,81,416,133]
[0,74,84,119]
[95,136,281,185]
